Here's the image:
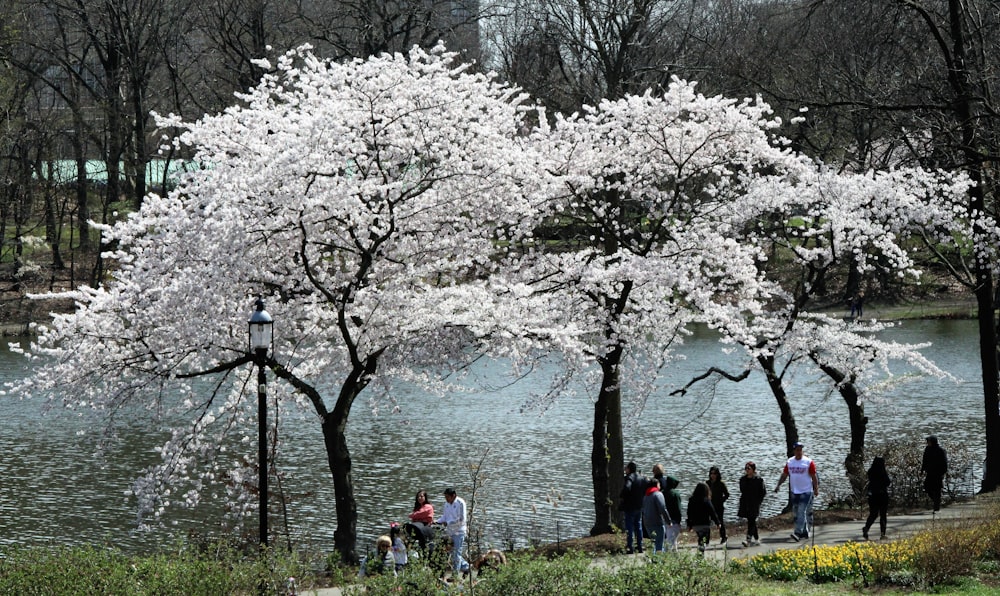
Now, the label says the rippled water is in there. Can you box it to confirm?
[0,319,984,553]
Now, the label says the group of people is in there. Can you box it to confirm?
[625,434,950,554]
[620,457,771,555]
[364,435,948,575]
[363,487,469,578]
[861,434,949,541]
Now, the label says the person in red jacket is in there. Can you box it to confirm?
[404,489,435,550]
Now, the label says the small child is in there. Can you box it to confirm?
[390,522,408,573]
[358,534,395,578]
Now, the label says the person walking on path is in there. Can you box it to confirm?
[435,488,468,576]
[707,466,730,544]
[774,441,819,542]
[922,435,948,511]
[642,480,670,553]
[686,482,722,554]
[862,456,891,540]
[738,461,766,547]
[620,461,646,554]
[664,475,683,552]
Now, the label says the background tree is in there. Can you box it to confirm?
[486,0,711,112]
[707,0,1000,493]
[676,166,966,495]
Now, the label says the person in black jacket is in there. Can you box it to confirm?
[686,482,721,554]
[663,475,683,552]
[738,461,766,547]
[862,456,891,540]
[620,461,646,554]
[921,435,948,511]
[707,466,730,544]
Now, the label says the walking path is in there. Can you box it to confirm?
[300,495,997,595]
[702,493,997,564]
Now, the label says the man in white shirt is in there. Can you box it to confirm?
[435,487,468,575]
[774,441,819,541]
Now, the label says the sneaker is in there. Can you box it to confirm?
[752,538,761,546]
[880,534,886,540]
[741,539,748,547]
[790,533,800,542]
[862,529,869,540]
[720,537,727,545]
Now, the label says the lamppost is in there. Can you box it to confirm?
[248,296,273,548]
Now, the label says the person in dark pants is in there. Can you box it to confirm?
[738,461,766,547]
[850,290,865,318]
[707,466,729,544]
[686,482,721,555]
[862,456,891,540]
[921,435,948,511]
[620,461,646,554]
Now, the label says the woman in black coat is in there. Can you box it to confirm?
[863,456,891,540]
[737,461,766,547]
[686,482,721,554]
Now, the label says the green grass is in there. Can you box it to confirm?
[0,542,329,596]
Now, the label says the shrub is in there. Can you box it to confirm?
[906,520,997,586]
[477,552,599,595]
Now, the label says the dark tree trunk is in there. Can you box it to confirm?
[933,0,1000,492]
[273,351,377,565]
[43,161,65,270]
[758,354,799,456]
[589,373,612,536]
[322,405,358,564]
[974,259,1000,492]
[606,352,625,530]
[589,345,625,536]
[71,115,90,251]
[811,356,868,497]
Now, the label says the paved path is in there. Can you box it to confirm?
[298,496,997,595]
[701,494,997,564]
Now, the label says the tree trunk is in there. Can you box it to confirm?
[811,355,868,498]
[975,264,1000,492]
[71,116,90,251]
[758,354,799,456]
[322,406,358,564]
[606,347,625,529]
[935,0,1000,493]
[589,365,613,536]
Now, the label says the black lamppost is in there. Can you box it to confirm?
[248,296,273,547]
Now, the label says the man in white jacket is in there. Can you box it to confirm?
[436,487,468,575]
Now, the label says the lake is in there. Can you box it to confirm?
[0,319,984,553]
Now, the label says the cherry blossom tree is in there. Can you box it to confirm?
[13,45,542,563]
[676,164,972,495]
[503,81,797,534]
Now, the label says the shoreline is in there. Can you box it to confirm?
[0,323,30,337]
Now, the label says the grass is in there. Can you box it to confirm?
[7,500,1000,595]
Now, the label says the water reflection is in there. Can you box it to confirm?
[0,320,985,553]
